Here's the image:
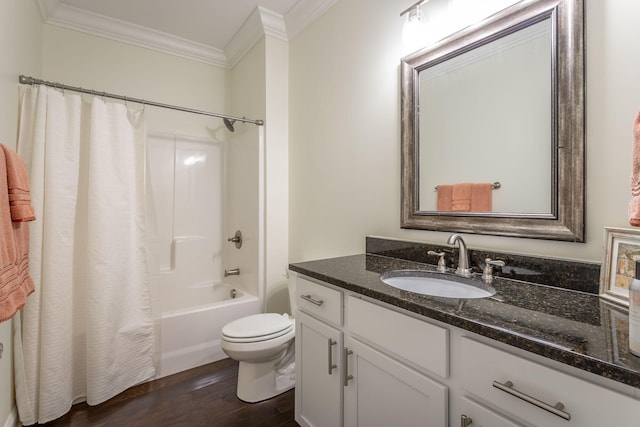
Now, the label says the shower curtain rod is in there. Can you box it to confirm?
[18,75,264,126]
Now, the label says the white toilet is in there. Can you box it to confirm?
[220,280,296,403]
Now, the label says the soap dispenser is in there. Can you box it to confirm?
[629,261,640,356]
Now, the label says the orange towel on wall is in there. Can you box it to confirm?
[437,183,492,212]
[629,111,640,226]
[0,143,35,323]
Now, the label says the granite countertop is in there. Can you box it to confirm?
[289,253,640,389]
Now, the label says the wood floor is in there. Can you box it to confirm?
[37,358,298,427]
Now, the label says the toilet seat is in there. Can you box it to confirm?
[222,313,293,343]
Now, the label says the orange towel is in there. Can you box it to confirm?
[436,185,453,211]
[452,183,472,212]
[0,143,35,322]
[470,183,492,212]
[629,111,640,226]
[1,144,35,222]
[438,182,493,212]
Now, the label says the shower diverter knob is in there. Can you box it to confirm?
[227,230,243,249]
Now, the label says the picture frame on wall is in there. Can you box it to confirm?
[599,227,640,306]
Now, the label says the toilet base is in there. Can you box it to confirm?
[236,358,295,403]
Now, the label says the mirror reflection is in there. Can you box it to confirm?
[419,19,552,214]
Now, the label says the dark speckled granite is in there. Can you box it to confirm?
[366,236,601,294]
[289,253,640,389]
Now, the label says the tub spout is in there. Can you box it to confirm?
[224,268,240,277]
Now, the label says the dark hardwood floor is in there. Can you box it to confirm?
[37,358,298,427]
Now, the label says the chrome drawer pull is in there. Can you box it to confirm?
[344,347,354,386]
[460,414,473,427]
[493,380,571,421]
[300,294,324,306]
[328,339,337,374]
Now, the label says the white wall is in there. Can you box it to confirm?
[289,0,640,264]
[0,2,43,425]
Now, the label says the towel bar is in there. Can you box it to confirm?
[434,182,501,191]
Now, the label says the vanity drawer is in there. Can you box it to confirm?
[296,276,342,326]
[460,338,638,426]
[346,296,448,378]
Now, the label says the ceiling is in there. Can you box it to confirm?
[37,0,337,68]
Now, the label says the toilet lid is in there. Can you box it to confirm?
[222,313,293,339]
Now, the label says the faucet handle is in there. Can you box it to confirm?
[427,251,447,273]
[482,258,505,283]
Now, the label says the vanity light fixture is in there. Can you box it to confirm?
[400,0,430,52]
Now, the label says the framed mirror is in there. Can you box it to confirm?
[400,0,584,241]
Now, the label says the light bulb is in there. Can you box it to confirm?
[402,6,429,53]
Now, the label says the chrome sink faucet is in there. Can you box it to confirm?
[447,234,473,278]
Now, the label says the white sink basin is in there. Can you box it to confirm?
[380,270,496,299]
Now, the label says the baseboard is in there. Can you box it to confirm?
[3,407,18,427]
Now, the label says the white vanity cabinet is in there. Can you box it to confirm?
[343,295,448,427]
[294,275,448,427]
[457,337,639,427]
[295,311,342,427]
[294,274,640,427]
[343,336,447,427]
[295,277,344,427]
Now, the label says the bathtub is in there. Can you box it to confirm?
[155,281,260,378]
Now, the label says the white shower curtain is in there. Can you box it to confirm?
[13,85,156,424]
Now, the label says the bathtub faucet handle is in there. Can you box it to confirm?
[224,268,240,277]
[227,230,243,249]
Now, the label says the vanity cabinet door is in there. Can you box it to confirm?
[295,311,343,427]
[458,396,521,427]
[343,336,448,427]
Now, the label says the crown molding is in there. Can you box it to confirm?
[37,0,60,21]
[37,0,227,67]
[224,7,288,69]
[260,7,288,41]
[37,0,338,69]
[285,0,338,39]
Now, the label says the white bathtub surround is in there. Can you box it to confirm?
[146,129,264,378]
[13,85,155,425]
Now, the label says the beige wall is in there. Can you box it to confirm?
[42,26,229,139]
[264,36,290,313]
[0,1,43,424]
[230,35,290,313]
[289,0,640,264]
